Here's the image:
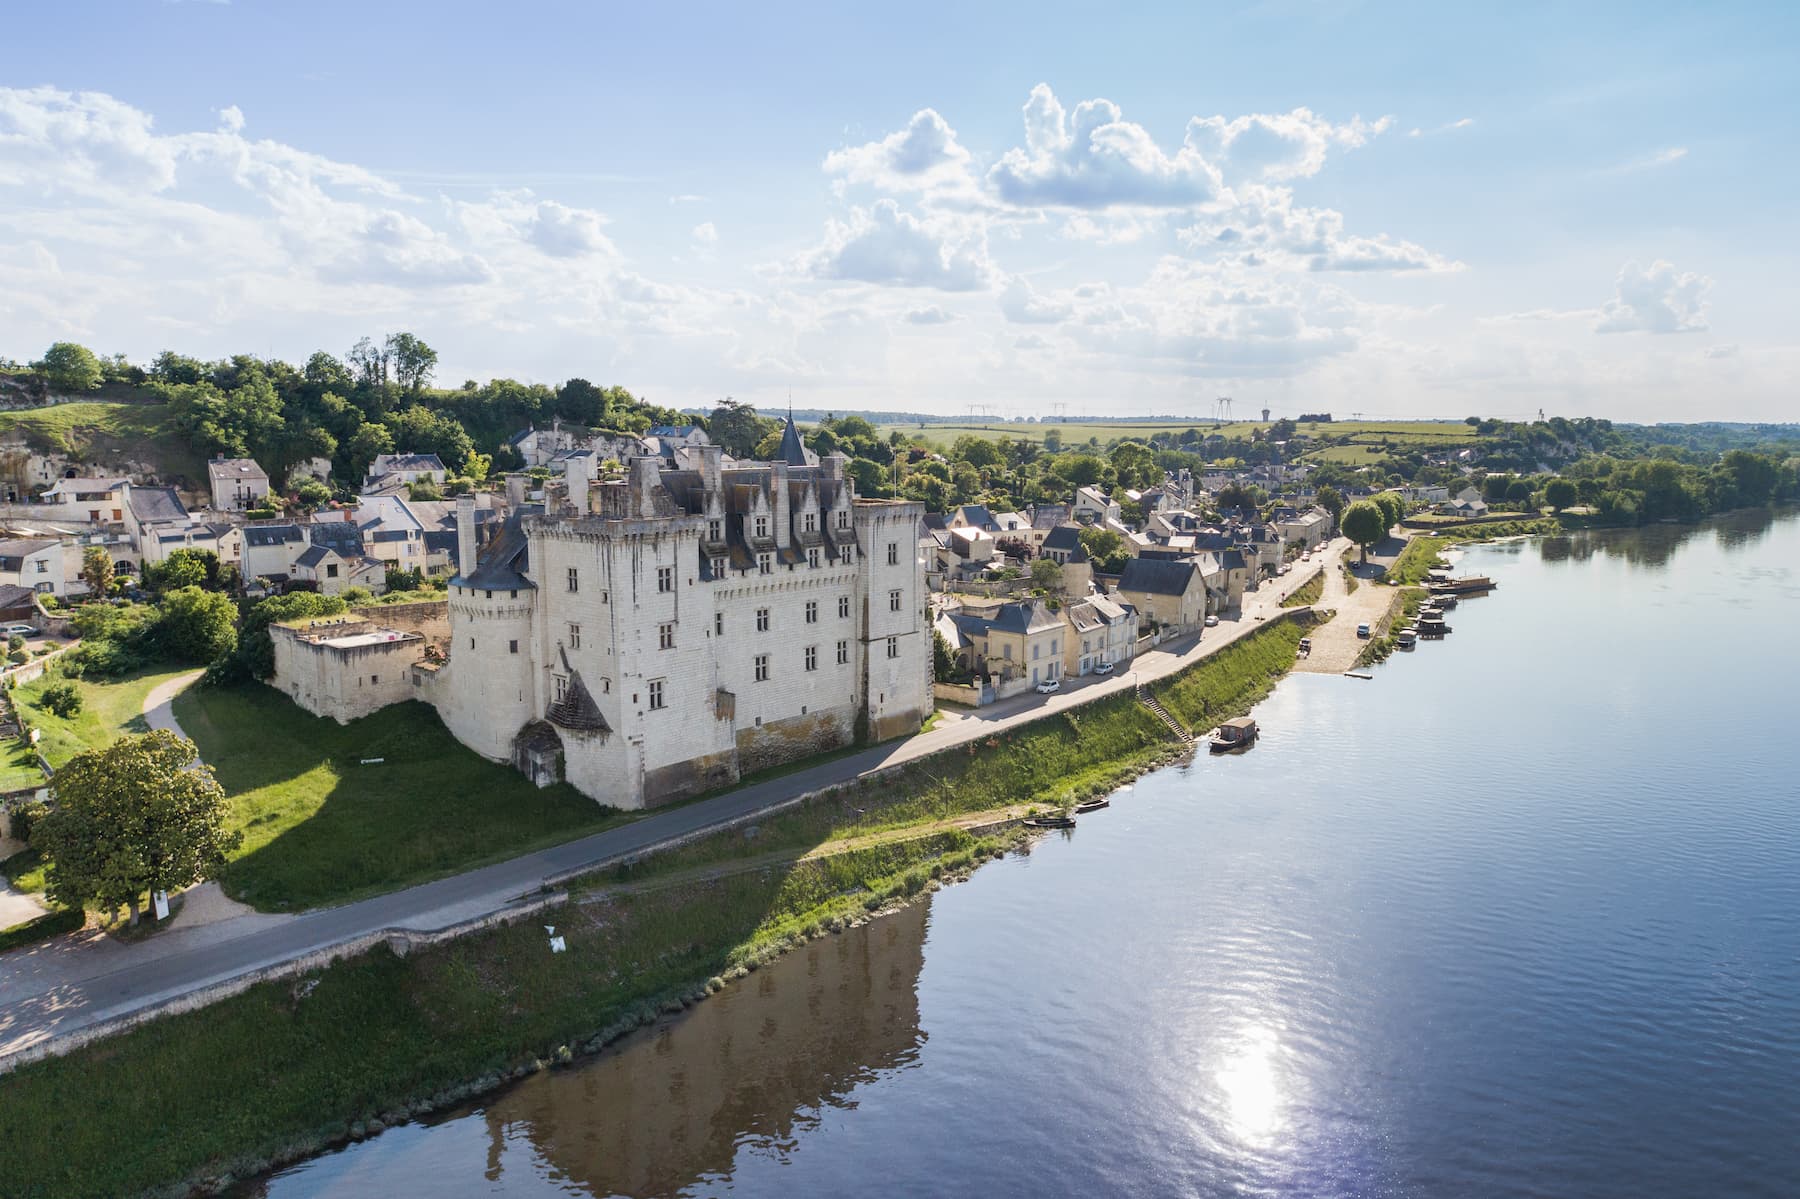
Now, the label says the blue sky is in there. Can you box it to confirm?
[2,1,1793,421]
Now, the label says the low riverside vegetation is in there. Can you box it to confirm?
[1280,571,1325,608]
[1382,536,1451,585]
[0,616,1315,1199]
[176,687,627,911]
[1357,588,1430,667]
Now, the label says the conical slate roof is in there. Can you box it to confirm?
[777,416,811,467]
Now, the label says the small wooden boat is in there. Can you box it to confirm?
[1396,628,1418,649]
[1209,717,1258,753]
[1417,619,1452,638]
[1023,815,1076,829]
[1074,799,1110,814]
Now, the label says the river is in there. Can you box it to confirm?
[245,510,1800,1198]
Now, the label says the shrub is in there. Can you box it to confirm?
[5,635,20,652]
[7,799,47,844]
[40,681,82,718]
[6,650,27,666]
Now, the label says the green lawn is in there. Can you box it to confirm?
[173,685,630,911]
[0,400,202,482]
[12,666,192,773]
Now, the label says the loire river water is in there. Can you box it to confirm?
[248,511,1800,1198]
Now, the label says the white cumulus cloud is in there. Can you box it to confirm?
[825,108,973,190]
[987,84,1223,210]
[1189,108,1394,182]
[1595,260,1711,334]
[801,199,994,291]
[527,200,615,258]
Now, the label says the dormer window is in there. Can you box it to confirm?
[754,515,769,539]
[803,512,816,533]
[708,519,722,542]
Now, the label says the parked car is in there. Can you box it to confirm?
[1,624,38,638]
[1094,662,1116,675]
[1205,615,1220,627]
[1356,623,1371,638]
[1035,679,1061,694]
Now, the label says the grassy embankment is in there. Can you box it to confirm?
[1381,536,1452,586]
[0,616,1314,1199]
[1279,571,1325,608]
[0,401,203,484]
[173,686,629,912]
[1356,588,1430,667]
[1339,547,1360,593]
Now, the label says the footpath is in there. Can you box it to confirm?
[0,543,1347,1069]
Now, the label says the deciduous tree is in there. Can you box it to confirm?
[33,730,242,925]
[1341,500,1385,563]
[40,342,103,392]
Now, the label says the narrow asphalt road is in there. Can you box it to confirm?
[0,547,1344,1066]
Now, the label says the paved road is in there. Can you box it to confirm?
[0,549,1342,1066]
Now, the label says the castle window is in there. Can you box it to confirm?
[889,589,902,612]
[758,553,772,575]
[715,612,724,636]
[659,622,675,650]
[567,567,579,592]
[648,679,666,710]
[509,639,519,654]
[657,566,673,593]
[569,623,581,650]
[837,639,849,665]
[886,636,899,659]
[370,675,379,684]
[554,675,567,701]
[803,512,816,533]
[839,595,850,619]
[756,607,770,632]
[755,515,769,539]
[887,542,898,565]
[708,519,722,542]
[807,548,820,568]
[711,555,727,576]
[805,645,818,671]
[837,510,848,529]
[805,601,818,624]
[754,654,769,682]
[469,637,475,650]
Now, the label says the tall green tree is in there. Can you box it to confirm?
[157,586,239,664]
[40,342,103,392]
[1341,500,1386,563]
[80,546,115,598]
[1543,479,1577,513]
[33,730,242,925]
[385,332,437,395]
[1315,485,1345,529]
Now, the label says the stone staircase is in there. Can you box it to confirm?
[1135,683,1193,747]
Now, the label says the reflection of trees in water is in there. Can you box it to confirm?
[1541,508,1784,570]
[483,900,931,1198]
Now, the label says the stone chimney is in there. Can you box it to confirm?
[456,493,477,579]
[565,455,592,516]
[697,444,723,493]
[504,472,528,510]
[822,452,846,481]
[770,461,792,549]
[627,456,660,519]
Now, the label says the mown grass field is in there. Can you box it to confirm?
[0,617,1316,1199]
[174,686,629,912]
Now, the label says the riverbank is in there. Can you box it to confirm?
[0,614,1318,1199]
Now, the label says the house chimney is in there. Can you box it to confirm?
[697,444,723,493]
[627,456,660,519]
[456,493,477,579]
[504,472,528,509]
[770,461,791,549]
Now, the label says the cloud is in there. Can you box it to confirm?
[1595,259,1711,334]
[904,305,956,325]
[1602,146,1688,175]
[691,221,718,244]
[1188,107,1394,182]
[1450,117,1474,129]
[999,276,1072,324]
[527,200,615,258]
[801,199,994,291]
[1178,185,1461,273]
[987,84,1223,210]
[825,108,973,192]
[1705,343,1738,359]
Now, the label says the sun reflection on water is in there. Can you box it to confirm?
[1215,1025,1284,1144]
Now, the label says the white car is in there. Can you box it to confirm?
[1035,679,1061,694]
[1205,615,1220,627]
[1094,662,1116,676]
[2,624,37,638]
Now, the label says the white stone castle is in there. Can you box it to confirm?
[271,420,932,810]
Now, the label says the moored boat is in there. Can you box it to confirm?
[1428,575,1496,595]
[1074,799,1110,813]
[1023,815,1076,829]
[1396,628,1418,649]
[1209,717,1258,753]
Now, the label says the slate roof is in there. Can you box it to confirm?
[295,545,334,569]
[207,457,268,485]
[987,599,1062,635]
[127,485,188,524]
[1117,557,1201,597]
[952,504,997,531]
[776,417,811,467]
[243,523,304,548]
[1042,524,1085,554]
[370,453,446,475]
[457,506,539,590]
[0,583,37,612]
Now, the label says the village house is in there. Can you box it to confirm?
[1115,557,1209,633]
[945,597,1064,691]
[1275,507,1333,550]
[242,522,309,585]
[1439,486,1489,518]
[1072,485,1121,526]
[364,453,448,492]
[36,477,128,526]
[1063,593,1139,677]
[206,457,271,511]
[0,538,67,596]
[272,419,930,810]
